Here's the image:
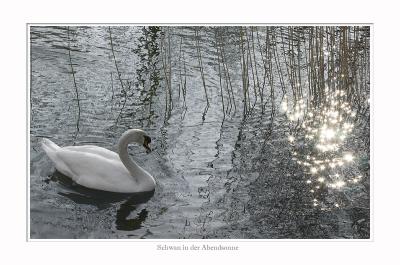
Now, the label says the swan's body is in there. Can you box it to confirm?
[41,129,155,193]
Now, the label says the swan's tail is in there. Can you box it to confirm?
[41,138,60,162]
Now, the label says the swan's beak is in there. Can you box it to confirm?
[143,136,152,153]
[143,143,151,153]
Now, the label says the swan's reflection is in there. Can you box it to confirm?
[47,171,154,231]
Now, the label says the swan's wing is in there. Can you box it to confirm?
[54,149,137,193]
[62,145,119,161]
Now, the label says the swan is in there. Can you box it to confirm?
[41,129,156,193]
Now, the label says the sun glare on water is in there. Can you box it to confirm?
[282,89,362,209]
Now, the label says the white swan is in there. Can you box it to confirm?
[41,129,156,193]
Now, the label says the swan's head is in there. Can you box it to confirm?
[121,129,152,153]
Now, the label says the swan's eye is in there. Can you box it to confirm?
[144,135,151,144]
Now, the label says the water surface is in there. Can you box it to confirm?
[30,26,370,239]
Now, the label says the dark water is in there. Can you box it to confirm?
[30,26,370,239]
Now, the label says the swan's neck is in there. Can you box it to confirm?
[118,130,155,190]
